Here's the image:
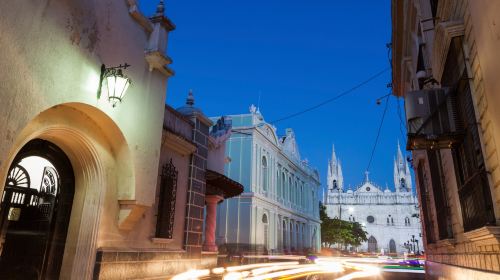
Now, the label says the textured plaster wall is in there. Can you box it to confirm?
[0,0,172,277]
[0,0,167,205]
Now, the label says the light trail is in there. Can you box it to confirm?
[170,256,384,280]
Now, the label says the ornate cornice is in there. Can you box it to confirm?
[125,0,153,33]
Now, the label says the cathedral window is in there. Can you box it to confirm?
[367,215,375,224]
[332,179,338,190]
[400,178,406,191]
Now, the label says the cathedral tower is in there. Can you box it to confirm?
[394,141,412,192]
[327,144,344,192]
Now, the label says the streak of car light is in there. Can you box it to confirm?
[225,261,299,272]
[171,269,210,280]
[245,262,344,280]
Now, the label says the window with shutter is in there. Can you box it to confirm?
[441,37,496,232]
[427,150,453,239]
[417,162,435,244]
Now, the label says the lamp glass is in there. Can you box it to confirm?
[105,71,131,106]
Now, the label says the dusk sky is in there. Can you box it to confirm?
[140,0,412,192]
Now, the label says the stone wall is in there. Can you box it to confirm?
[93,250,218,280]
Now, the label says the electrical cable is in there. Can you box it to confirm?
[366,94,390,173]
[268,67,390,125]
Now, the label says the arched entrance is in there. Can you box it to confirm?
[367,236,377,253]
[262,214,268,250]
[0,139,74,279]
[389,239,396,253]
[282,220,287,251]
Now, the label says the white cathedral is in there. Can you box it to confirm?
[324,143,422,255]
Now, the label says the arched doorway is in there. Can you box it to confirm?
[367,236,377,253]
[0,139,74,279]
[262,214,268,250]
[389,239,396,253]
[282,220,287,251]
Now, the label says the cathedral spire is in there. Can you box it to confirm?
[331,144,337,165]
[394,141,413,193]
[327,144,343,192]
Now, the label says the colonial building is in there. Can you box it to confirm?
[0,1,242,279]
[392,0,500,279]
[324,145,422,254]
[213,107,322,254]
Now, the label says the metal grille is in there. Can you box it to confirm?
[427,150,453,239]
[458,170,494,231]
[156,159,178,239]
[417,162,435,244]
[440,36,495,232]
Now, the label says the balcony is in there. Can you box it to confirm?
[405,88,464,150]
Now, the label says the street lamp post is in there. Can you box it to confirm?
[410,235,418,254]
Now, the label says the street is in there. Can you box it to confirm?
[170,256,425,280]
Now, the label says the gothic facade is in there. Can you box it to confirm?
[324,144,422,254]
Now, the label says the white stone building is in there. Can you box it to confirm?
[324,144,422,254]
[213,107,322,254]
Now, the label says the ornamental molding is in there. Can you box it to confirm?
[463,226,500,246]
[118,199,148,231]
[163,131,196,156]
[432,20,465,82]
[145,51,174,77]
[126,0,153,33]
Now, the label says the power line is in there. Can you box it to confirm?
[366,94,390,173]
[268,67,390,124]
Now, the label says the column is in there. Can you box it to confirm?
[203,195,224,252]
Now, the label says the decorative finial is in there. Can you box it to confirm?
[249,104,257,114]
[186,89,194,106]
[155,0,165,16]
[364,171,370,182]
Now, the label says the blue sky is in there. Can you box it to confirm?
[140,0,412,191]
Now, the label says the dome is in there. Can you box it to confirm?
[177,90,204,116]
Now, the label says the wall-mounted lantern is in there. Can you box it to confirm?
[97,63,132,107]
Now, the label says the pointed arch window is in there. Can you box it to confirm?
[404,217,411,226]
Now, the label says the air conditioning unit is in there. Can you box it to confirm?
[404,88,464,150]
